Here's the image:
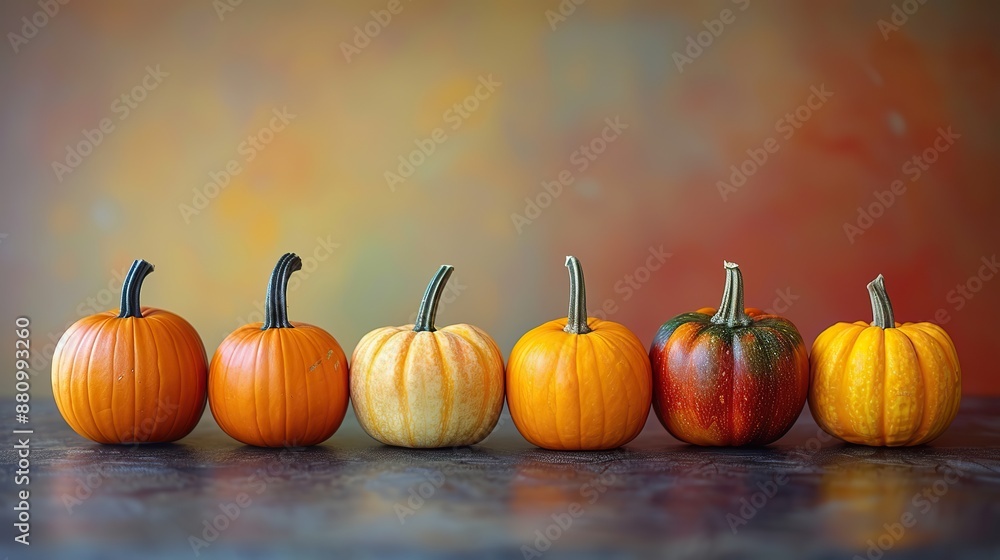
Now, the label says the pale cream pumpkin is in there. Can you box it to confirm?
[350,266,505,448]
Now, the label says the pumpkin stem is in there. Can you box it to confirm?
[414,265,454,332]
[564,256,592,335]
[710,261,753,328]
[867,274,895,329]
[262,253,301,330]
[117,259,155,319]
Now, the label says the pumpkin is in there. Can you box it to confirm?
[51,259,208,444]
[350,265,505,448]
[809,274,961,446]
[209,253,349,447]
[649,261,809,446]
[506,256,652,451]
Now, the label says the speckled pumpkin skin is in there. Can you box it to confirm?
[809,320,961,446]
[649,307,809,446]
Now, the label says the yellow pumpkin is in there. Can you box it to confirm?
[809,274,961,446]
[350,265,505,448]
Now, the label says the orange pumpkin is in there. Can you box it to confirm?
[507,256,652,450]
[209,253,349,447]
[51,259,208,444]
[351,265,505,448]
[809,274,961,446]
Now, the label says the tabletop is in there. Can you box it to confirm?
[3,398,1000,560]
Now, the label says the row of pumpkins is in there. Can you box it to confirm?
[51,254,961,449]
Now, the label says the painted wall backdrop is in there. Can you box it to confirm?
[1,0,998,398]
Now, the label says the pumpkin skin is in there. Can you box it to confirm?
[809,274,961,446]
[351,265,505,448]
[51,259,208,444]
[209,253,349,447]
[507,256,652,451]
[649,261,809,446]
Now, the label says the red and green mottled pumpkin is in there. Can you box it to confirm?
[649,261,809,446]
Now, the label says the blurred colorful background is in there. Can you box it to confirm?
[1,0,998,397]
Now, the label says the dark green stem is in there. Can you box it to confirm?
[564,256,592,335]
[868,274,895,329]
[262,253,301,330]
[710,261,753,328]
[118,259,154,319]
[414,265,454,332]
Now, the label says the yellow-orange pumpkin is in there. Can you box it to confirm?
[209,253,349,447]
[809,274,961,446]
[507,256,652,450]
[350,265,505,448]
[51,259,208,444]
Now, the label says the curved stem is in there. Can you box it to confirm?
[414,265,454,332]
[564,256,592,335]
[277,253,296,328]
[710,261,753,328]
[867,274,895,329]
[118,259,154,318]
[262,253,301,330]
